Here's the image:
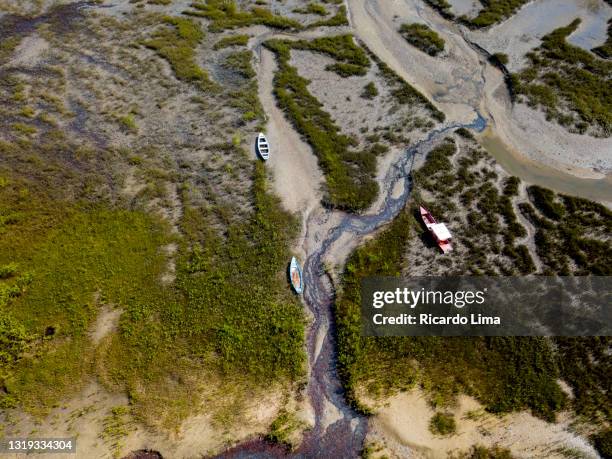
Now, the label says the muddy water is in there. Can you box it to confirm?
[480,132,612,203]
[467,0,612,68]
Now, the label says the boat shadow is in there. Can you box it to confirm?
[413,207,439,250]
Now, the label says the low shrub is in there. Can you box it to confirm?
[399,23,445,56]
[429,412,456,435]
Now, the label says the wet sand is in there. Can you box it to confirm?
[366,390,600,459]
[347,0,612,203]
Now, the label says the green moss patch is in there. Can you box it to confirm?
[144,16,214,90]
[185,0,302,32]
[399,23,445,56]
[0,178,169,414]
[309,5,348,28]
[213,33,249,50]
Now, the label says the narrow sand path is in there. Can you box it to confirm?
[255,46,324,239]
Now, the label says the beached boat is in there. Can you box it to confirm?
[289,256,303,294]
[256,132,270,161]
[420,206,453,254]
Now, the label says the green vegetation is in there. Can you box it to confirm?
[0,5,306,439]
[399,23,445,56]
[0,180,170,413]
[213,34,249,50]
[464,0,530,28]
[294,3,328,16]
[454,445,514,459]
[144,16,214,90]
[222,50,256,79]
[555,337,611,425]
[513,19,612,136]
[99,158,305,427]
[309,5,349,28]
[591,429,612,458]
[361,82,378,99]
[333,135,612,422]
[367,49,445,122]
[0,36,22,64]
[489,52,509,66]
[424,0,530,27]
[118,113,138,133]
[11,122,37,136]
[335,206,413,410]
[592,18,611,59]
[266,409,304,447]
[218,46,265,125]
[100,406,135,455]
[520,186,611,275]
[422,0,454,20]
[429,412,456,435]
[185,0,302,32]
[289,34,371,77]
[1,147,305,426]
[263,37,379,211]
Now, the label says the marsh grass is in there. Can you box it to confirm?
[98,155,303,427]
[0,178,170,414]
[513,20,612,136]
[464,0,530,28]
[222,50,256,79]
[264,37,378,211]
[185,0,302,32]
[361,82,378,99]
[308,5,348,27]
[144,16,215,90]
[213,34,249,50]
[1,154,305,426]
[429,412,456,435]
[520,186,611,275]
[332,135,612,422]
[399,23,445,56]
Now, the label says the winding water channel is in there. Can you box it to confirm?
[216,113,486,458]
[2,2,608,457]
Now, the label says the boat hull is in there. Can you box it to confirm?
[256,133,270,161]
[420,206,453,254]
[289,257,303,294]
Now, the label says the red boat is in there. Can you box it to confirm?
[420,206,453,254]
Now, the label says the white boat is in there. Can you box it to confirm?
[289,256,303,294]
[256,132,270,161]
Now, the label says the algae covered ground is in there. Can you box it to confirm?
[0,0,309,446]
